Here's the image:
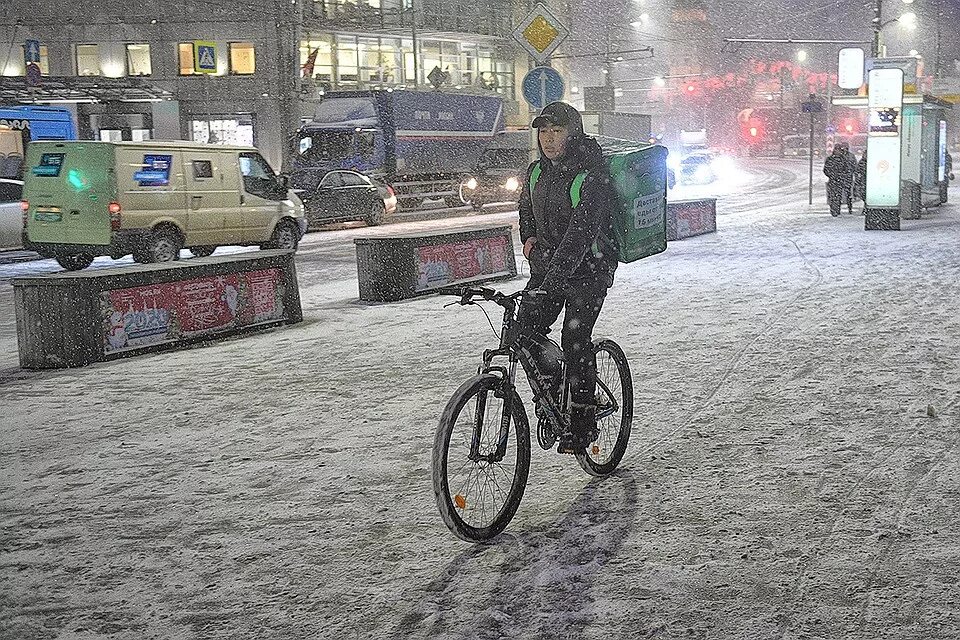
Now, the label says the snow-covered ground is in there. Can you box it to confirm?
[2,159,960,639]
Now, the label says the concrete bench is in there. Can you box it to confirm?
[355,225,517,302]
[13,249,302,369]
[667,198,717,241]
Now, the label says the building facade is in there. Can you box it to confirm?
[0,0,526,170]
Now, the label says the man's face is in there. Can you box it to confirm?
[538,124,571,161]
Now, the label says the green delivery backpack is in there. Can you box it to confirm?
[529,145,669,263]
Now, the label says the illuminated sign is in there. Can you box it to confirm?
[838,48,865,90]
[866,68,904,208]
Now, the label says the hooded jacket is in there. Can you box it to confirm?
[519,128,618,293]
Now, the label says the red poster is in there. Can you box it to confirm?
[102,268,284,354]
[415,235,510,291]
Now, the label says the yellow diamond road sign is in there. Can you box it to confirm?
[513,3,569,64]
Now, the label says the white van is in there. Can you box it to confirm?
[22,140,306,270]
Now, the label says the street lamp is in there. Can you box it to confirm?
[872,0,918,56]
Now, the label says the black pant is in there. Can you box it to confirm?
[518,277,610,407]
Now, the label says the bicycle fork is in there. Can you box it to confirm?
[468,355,519,464]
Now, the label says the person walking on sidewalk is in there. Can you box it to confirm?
[854,149,868,214]
[518,101,618,454]
[824,141,856,216]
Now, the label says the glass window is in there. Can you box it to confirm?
[340,171,366,186]
[336,36,359,86]
[239,153,275,179]
[0,180,23,204]
[76,44,100,76]
[300,38,334,82]
[239,152,284,200]
[19,45,50,76]
[178,43,195,75]
[320,171,344,188]
[126,44,152,76]
[192,160,214,179]
[229,42,256,75]
[191,117,254,147]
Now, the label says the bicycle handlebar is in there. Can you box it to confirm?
[437,286,539,308]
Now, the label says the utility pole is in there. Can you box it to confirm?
[872,0,883,57]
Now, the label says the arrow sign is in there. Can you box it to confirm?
[522,66,565,109]
[24,40,41,64]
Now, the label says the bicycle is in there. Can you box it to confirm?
[432,285,634,542]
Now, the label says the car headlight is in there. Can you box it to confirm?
[465,177,478,190]
[503,177,520,192]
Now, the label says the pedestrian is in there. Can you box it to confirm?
[824,142,855,216]
[841,143,857,214]
[854,149,868,214]
[518,101,619,454]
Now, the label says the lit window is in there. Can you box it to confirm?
[126,44,152,76]
[178,43,196,75]
[229,43,256,75]
[75,44,99,76]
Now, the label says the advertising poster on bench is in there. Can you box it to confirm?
[101,268,285,354]
[415,234,512,292]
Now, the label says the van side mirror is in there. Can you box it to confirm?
[279,174,291,190]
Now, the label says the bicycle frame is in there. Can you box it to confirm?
[468,294,571,463]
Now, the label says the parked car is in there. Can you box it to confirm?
[302,169,389,227]
[0,178,24,249]
[22,141,306,270]
[459,147,530,210]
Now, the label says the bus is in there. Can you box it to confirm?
[0,106,77,179]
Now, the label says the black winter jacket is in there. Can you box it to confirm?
[518,135,618,293]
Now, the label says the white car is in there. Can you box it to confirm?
[0,178,24,250]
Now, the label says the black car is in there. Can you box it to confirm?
[302,170,387,227]
[460,147,530,210]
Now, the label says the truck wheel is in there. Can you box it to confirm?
[263,219,299,251]
[147,227,183,263]
[190,246,216,258]
[364,201,386,226]
[55,253,94,271]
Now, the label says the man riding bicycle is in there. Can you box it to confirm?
[518,101,618,454]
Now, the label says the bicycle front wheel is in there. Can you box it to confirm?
[432,374,531,542]
[576,339,634,477]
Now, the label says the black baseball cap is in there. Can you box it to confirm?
[532,101,583,135]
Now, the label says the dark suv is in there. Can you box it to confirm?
[459,147,531,211]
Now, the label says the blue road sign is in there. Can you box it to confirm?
[522,66,565,109]
[24,40,41,64]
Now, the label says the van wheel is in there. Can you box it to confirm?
[56,254,94,271]
[364,201,385,226]
[190,246,216,258]
[263,220,299,251]
[147,228,182,263]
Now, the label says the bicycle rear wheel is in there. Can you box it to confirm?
[576,339,634,476]
[433,374,530,542]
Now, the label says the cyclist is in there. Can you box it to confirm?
[518,101,618,454]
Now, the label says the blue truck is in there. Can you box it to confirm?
[291,90,504,208]
[0,106,77,179]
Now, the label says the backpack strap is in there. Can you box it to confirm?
[569,171,587,208]
[529,162,542,194]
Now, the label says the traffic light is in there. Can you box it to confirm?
[841,118,858,134]
[743,117,764,144]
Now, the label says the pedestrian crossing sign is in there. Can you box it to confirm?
[194,41,217,74]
